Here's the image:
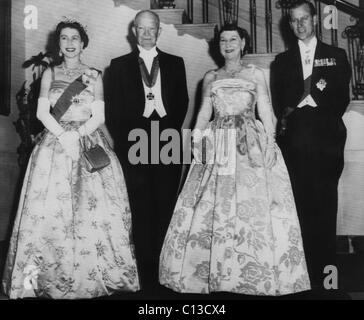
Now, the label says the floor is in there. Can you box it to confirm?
[0,239,363,300]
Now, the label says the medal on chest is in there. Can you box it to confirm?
[304,56,311,65]
[139,56,159,102]
[146,91,155,101]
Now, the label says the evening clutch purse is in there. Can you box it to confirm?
[81,136,110,173]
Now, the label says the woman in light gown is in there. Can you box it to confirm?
[159,24,311,296]
[2,20,139,299]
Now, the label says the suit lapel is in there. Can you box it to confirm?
[125,49,146,118]
[291,43,304,89]
[130,49,145,100]
[288,43,304,103]
[311,41,324,92]
[157,48,169,111]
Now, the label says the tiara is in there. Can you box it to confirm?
[60,16,88,32]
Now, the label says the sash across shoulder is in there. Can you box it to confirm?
[51,74,87,122]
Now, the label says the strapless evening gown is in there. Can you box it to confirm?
[2,78,140,299]
[159,67,311,296]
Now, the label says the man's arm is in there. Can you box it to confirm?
[175,57,189,128]
[105,59,122,150]
[270,54,286,134]
[333,48,351,118]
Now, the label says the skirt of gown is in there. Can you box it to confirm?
[2,121,140,299]
[159,115,311,296]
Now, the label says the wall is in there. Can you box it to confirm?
[0,0,25,240]
[0,0,217,240]
[175,0,359,54]
[338,102,364,235]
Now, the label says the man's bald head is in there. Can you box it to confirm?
[134,10,160,29]
[133,10,161,50]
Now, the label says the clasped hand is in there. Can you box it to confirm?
[57,131,80,161]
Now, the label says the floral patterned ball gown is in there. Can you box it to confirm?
[159,65,311,296]
[2,70,140,299]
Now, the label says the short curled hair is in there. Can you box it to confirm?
[289,0,316,19]
[219,24,251,56]
[55,20,89,50]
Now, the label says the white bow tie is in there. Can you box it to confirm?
[140,52,157,61]
[138,46,158,61]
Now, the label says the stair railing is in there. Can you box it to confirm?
[183,0,364,99]
[344,19,364,100]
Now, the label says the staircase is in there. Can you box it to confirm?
[152,7,216,40]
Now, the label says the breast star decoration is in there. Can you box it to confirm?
[316,78,327,91]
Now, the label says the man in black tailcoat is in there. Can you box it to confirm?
[271,0,351,290]
[108,10,188,294]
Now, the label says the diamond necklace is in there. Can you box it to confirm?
[62,63,82,80]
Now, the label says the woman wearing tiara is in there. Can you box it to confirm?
[2,20,139,299]
[159,24,311,296]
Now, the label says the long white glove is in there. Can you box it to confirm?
[36,97,65,137]
[77,100,105,137]
[36,97,79,160]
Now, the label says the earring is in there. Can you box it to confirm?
[59,50,63,57]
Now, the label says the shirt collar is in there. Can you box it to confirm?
[137,45,158,59]
[298,36,317,53]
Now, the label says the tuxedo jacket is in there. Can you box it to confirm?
[271,40,351,143]
[108,48,189,156]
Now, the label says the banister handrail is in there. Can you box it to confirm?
[183,0,363,99]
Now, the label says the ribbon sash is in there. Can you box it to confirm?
[298,75,312,105]
[51,75,87,122]
[138,56,159,100]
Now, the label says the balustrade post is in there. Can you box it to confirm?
[266,0,273,53]
[219,0,239,26]
[344,21,364,100]
[235,0,239,26]
[314,0,322,40]
[202,0,208,23]
[250,0,257,53]
[331,0,339,46]
[187,0,193,23]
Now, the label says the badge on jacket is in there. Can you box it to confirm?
[314,58,336,67]
[316,78,327,91]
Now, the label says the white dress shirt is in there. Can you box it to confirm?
[297,36,318,108]
[137,45,167,118]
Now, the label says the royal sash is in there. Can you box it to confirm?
[51,75,87,122]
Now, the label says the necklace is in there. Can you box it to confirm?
[62,63,83,80]
[224,61,244,78]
